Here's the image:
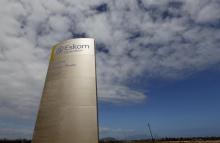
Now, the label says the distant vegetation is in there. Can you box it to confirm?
[0,139,30,143]
[100,137,220,143]
[0,137,220,143]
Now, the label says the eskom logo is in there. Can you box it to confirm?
[55,44,90,55]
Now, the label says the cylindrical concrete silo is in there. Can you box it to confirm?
[32,38,98,143]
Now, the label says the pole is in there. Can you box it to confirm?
[148,123,155,143]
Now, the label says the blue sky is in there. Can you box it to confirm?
[0,0,220,140]
[99,68,220,139]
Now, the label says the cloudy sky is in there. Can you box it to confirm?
[0,0,220,140]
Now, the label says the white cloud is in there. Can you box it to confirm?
[196,2,220,23]
[99,127,136,139]
[0,0,220,138]
[184,0,220,24]
[99,85,146,104]
[100,127,135,133]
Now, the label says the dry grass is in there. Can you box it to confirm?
[129,140,220,143]
[160,141,220,143]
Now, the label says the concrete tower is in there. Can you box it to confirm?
[32,38,98,143]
